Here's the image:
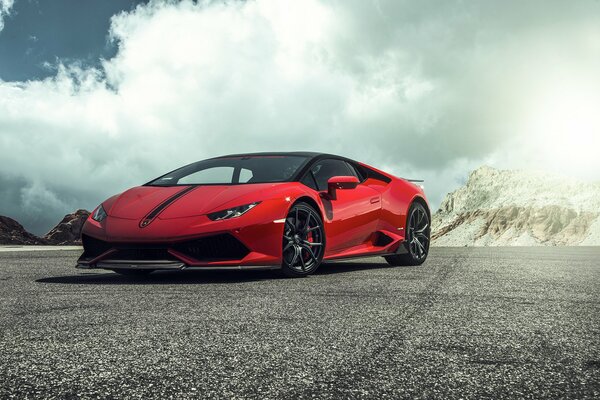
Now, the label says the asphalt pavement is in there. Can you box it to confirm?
[0,247,599,399]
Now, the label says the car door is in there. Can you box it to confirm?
[308,159,382,253]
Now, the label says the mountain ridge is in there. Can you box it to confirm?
[432,166,600,246]
[0,216,47,245]
[0,210,90,246]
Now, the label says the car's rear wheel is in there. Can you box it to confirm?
[385,202,430,266]
[280,202,325,277]
[112,269,154,276]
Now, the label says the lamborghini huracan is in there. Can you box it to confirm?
[77,152,431,277]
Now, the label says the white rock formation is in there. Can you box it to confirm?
[432,166,600,246]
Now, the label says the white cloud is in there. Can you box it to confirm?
[0,0,599,234]
[0,0,14,31]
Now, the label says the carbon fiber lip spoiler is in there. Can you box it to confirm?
[76,262,279,271]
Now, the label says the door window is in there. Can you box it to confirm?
[300,172,318,190]
[310,159,355,191]
[345,162,365,181]
[238,168,253,183]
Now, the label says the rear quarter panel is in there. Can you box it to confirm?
[359,163,429,236]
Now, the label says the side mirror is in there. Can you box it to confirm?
[326,176,359,200]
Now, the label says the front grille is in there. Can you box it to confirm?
[82,233,248,263]
[172,234,249,261]
[82,235,112,258]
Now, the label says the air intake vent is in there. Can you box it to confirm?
[373,232,394,247]
[172,234,249,261]
[110,248,177,261]
[82,234,112,258]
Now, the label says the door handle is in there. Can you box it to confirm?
[370,197,380,204]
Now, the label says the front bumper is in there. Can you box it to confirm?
[77,231,282,271]
[78,198,291,271]
[76,261,279,271]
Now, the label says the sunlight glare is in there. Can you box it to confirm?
[524,83,600,177]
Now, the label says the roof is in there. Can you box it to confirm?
[212,151,334,160]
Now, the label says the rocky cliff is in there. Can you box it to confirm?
[0,216,46,245]
[0,210,90,245]
[432,166,600,246]
[43,209,91,245]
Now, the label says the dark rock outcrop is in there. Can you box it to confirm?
[0,216,46,245]
[43,209,91,245]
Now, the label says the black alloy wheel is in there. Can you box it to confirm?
[281,202,325,277]
[406,204,430,261]
[384,202,430,266]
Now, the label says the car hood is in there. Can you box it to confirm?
[107,183,281,220]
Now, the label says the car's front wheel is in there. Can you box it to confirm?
[385,201,430,266]
[281,202,325,277]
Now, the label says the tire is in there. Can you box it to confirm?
[112,269,154,276]
[385,202,430,266]
[280,202,325,278]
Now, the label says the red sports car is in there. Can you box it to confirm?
[77,152,430,277]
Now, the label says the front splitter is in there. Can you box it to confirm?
[76,262,279,271]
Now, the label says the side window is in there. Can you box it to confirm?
[300,172,318,190]
[344,162,358,179]
[239,168,253,183]
[345,162,364,181]
[310,159,354,191]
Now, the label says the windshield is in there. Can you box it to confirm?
[146,155,309,186]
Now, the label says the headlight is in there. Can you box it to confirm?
[91,204,107,222]
[207,202,260,221]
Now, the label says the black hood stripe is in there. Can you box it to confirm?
[139,186,198,228]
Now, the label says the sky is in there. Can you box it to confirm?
[1,0,599,235]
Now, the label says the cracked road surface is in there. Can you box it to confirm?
[0,247,599,399]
